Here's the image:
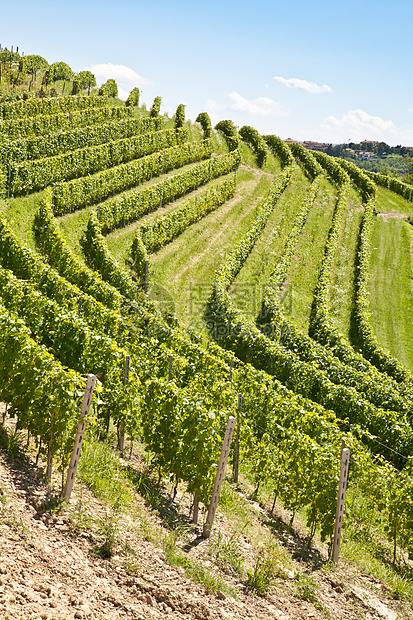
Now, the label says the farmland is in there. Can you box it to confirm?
[0,83,413,618]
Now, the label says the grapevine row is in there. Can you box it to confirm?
[96,150,240,233]
[0,211,124,340]
[288,141,324,180]
[259,141,412,410]
[239,125,269,167]
[6,127,189,196]
[0,104,135,141]
[263,134,295,168]
[368,170,413,202]
[0,94,109,120]
[137,308,413,551]
[206,170,413,463]
[85,178,236,295]
[215,120,240,151]
[0,116,161,164]
[0,303,83,466]
[330,156,413,384]
[51,139,213,213]
[33,195,123,311]
[134,177,236,255]
[257,186,411,416]
[0,263,126,386]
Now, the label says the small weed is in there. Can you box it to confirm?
[38,495,65,515]
[218,481,238,511]
[246,552,275,596]
[5,514,29,539]
[124,556,141,575]
[247,539,288,597]
[295,571,319,602]
[6,431,24,460]
[165,546,236,598]
[136,512,158,544]
[94,508,120,559]
[209,530,245,576]
[70,497,94,535]
[295,572,331,617]
[162,521,191,551]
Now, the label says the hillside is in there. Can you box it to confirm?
[0,404,410,620]
[0,82,413,619]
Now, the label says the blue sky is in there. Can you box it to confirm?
[2,0,413,145]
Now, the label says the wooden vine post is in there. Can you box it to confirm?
[7,164,11,199]
[46,411,56,482]
[192,492,199,525]
[203,416,235,539]
[62,374,97,502]
[332,447,350,563]
[144,260,149,294]
[233,394,242,484]
[118,355,130,457]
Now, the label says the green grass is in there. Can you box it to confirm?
[285,176,337,333]
[1,190,46,250]
[104,168,241,268]
[230,164,311,319]
[368,215,413,372]
[375,185,413,216]
[77,439,133,510]
[329,186,363,338]
[57,204,97,256]
[150,167,274,330]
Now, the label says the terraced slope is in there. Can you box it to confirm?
[0,92,413,602]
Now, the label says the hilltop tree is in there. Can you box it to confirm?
[73,70,96,95]
[49,62,74,94]
[195,112,212,138]
[23,54,48,85]
[174,104,186,130]
[126,87,140,107]
[0,48,21,83]
[375,141,390,157]
[99,79,118,98]
[150,96,162,118]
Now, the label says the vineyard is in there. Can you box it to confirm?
[1,85,413,616]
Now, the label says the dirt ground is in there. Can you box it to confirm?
[0,406,411,620]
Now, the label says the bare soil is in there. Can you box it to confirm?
[376,212,410,222]
[0,407,411,620]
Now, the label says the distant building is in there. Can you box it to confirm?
[283,139,330,152]
[361,140,379,147]
[358,151,372,160]
[302,141,330,152]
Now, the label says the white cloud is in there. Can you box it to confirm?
[321,108,398,142]
[228,92,290,117]
[274,76,332,94]
[84,63,152,100]
[206,99,227,113]
[206,92,289,119]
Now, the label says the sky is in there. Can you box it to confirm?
[2,0,413,146]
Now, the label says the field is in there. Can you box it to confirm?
[1,88,413,619]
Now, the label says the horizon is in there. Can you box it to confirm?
[1,0,412,147]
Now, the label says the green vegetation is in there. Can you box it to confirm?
[1,76,413,616]
[369,214,413,372]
